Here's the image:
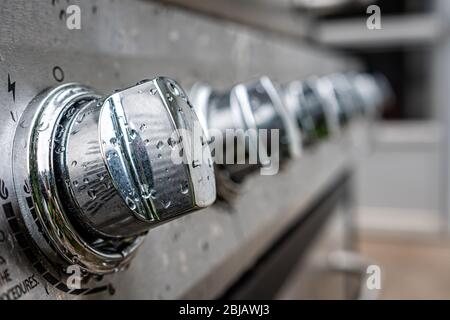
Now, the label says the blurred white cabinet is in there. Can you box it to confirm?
[356,121,444,235]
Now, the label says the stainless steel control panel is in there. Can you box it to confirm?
[0,0,363,299]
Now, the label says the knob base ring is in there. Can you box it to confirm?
[13,84,145,275]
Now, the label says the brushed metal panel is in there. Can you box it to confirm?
[0,0,360,299]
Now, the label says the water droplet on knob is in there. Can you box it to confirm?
[129,129,137,140]
[141,184,151,199]
[136,80,148,86]
[38,122,49,132]
[71,161,78,167]
[167,81,182,97]
[180,181,189,195]
[106,151,117,161]
[167,137,177,149]
[55,146,66,154]
[126,197,137,210]
[110,137,118,146]
[163,200,172,209]
[156,141,164,149]
[76,113,86,124]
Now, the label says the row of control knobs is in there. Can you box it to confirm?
[11,72,390,276]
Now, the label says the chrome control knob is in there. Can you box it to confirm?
[284,80,326,146]
[191,77,301,195]
[233,77,302,161]
[314,76,349,132]
[327,73,362,121]
[283,78,334,145]
[192,76,301,165]
[349,72,392,116]
[13,77,215,274]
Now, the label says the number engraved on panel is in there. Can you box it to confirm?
[52,66,65,82]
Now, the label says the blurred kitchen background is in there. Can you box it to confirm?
[159,0,450,299]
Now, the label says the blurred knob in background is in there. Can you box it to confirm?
[191,76,301,202]
[349,72,393,117]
